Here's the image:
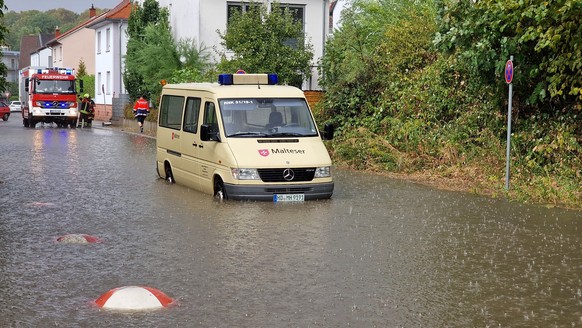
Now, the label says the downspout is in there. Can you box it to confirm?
[119,21,124,96]
[322,0,327,59]
[321,0,328,89]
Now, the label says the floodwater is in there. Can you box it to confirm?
[0,118,580,327]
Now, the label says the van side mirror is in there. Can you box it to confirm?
[25,78,29,92]
[322,123,334,140]
[201,124,220,142]
[79,80,84,93]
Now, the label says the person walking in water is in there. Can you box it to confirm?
[133,95,150,133]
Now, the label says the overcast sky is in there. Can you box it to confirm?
[3,0,122,13]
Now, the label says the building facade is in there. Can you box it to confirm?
[45,6,100,75]
[85,0,131,121]
[134,0,331,90]
[1,47,20,83]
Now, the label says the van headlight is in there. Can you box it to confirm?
[231,168,260,180]
[314,166,331,178]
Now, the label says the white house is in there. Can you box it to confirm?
[134,0,331,90]
[85,0,131,120]
[30,47,52,67]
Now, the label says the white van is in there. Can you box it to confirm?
[156,73,334,201]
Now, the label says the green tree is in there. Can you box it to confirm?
[2,8,109,50]
[124,0,210,105]
[216,1,313,88]
[0,0,8,92]
[320,0,437,123]
[77,58,88,76]
[170,39,211,83]
[124,0,170,101]
[126,20,179,101]
[433,0,582,109]
[75,59,94,99]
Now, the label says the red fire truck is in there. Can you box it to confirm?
[19,66,84,128]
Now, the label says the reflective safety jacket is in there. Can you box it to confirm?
[133,98,150,116]
[80,99,95,115]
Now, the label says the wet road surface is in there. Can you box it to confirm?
[0,118,580,327]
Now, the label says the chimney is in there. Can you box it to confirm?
[55,26,61,38]
[90,4,96,18]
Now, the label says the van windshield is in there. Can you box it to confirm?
[219,98,319,137]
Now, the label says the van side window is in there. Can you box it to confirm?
[159,95,184,130]
[204,102,218,132]
[183,97,201,133]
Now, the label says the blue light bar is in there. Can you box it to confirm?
[267,74,278,85]
[218,73,279,85]
[218,74,233,85]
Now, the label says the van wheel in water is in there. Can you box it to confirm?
[165,164,175,183]
[214,178,228,201]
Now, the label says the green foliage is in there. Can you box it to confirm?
[124,0,172,102]
[216,1,313,88]
[169,39,212,83]
[0,1,8,92]
[6,82,18,100]
[124,0,211,107]
[77,59,88,77]
[433,0,582,108]
[320,0,438,124]
[126,20,179,101]
[1,8,107,50]
[77,74,95,99]
[319,0,581,207]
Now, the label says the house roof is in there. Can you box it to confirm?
[45,9,109,47]
[85,0,132,29]
[18,33,55,69]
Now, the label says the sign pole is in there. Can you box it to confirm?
[504,56,514,190]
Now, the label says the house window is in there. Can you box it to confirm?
[106,71,111,95]
[227,2,259,25]
[106,28,111,52]
[97,73,102,95]
[59,46,63,62]
[97,31,102,54]
[276,3,305,31]
[227,3,305,32]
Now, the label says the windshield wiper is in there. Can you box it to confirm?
[228,132,268,137]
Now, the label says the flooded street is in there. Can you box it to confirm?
[0,118,580,327]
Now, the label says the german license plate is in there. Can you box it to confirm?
[50,110,60,114]
[273,194,304,202]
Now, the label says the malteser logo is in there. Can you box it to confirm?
[271,148,306,154]
[258,149,270,157]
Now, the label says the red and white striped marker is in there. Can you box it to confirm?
[95,286,174,310]
[56,234,101,244]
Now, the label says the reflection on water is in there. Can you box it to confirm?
[0,121,580,327]
[31,129,81,178]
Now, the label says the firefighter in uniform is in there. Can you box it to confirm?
[78,93,95,128]
[133,95,150,133]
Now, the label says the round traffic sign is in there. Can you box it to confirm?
[505,60,513,84]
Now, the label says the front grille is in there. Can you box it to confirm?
[258,168,316,182]
[265,187,312,193]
